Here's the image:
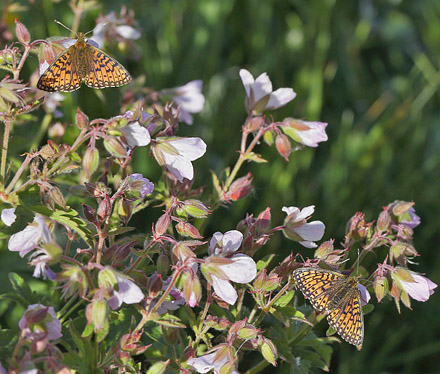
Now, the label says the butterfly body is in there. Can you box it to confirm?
[37,32,132,92]
[293,267,364,349]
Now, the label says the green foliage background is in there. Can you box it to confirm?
[2,0,440,372]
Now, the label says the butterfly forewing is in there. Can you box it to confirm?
[293,268,346,311]
[37,47,82,92]
[293,267,364,349]
[37,33,132,92]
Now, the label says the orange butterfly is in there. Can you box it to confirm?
[37,24,132,92]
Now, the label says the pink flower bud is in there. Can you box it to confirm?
[256,207,271,234]
[155,213,171,235]
[15,19,30,44]
[275,133,291,161]
[104,137,127,158]
[157,254,170,276]
[82,203,96,224]
[176,221,203,239]
[246,116,265,132]
[148,273,163,297]
[75,108,89,129]
[225,173,253,201]
[373,274,388,303]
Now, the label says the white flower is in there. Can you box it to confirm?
[202,230,257,305]
[239,69,296,113]
[121,122,151,148]
[153,137,207,182]
[187,350,239,374]
[8,216,51,257]
[108,275,145,310]
[398,272,437,302]
[357,283,371,306]
[167,80,205,125]
[1,208,16,226]
[282,119,328,148]
[282,205,325,248]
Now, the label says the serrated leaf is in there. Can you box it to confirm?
[30,205,94,247]
[8,273,33,304]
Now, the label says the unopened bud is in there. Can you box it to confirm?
[104,137,127,158]
[83,147,100,180]
[49,185,66,209]
[373,275,388,303]
[254,269,267,291]
[226,173,253,201]
[275,134,291,161]
[176,221,203,239]
[259,337,277,366]
[15,19,30,44]
[256,207,271,234]
[75,108,89,129]
[157,254,170,277]
[148,273,163,298]
[82,203,96,224]
[155,213,170,235]
[246,117,265,132]
[180,199,209,218]
[86,299,108,332]
[314,240,334,259]
[377,210,391,231]
[97,196,112,222]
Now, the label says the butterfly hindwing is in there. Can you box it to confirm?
[85,45,132,89]
[293,267,364,349]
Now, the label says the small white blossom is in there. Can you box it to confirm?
[121,122,151,148]
[8,216,51,257]
[1,208,16,226]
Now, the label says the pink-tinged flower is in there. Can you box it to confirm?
[108,274,145,310]
[282,206,325,248]
[187,349,239,374]
[394,270,437,302]
[18,304,62,341]
[152,137,207,182]
[281,119,328,148]
[8,216,51,257]
[161,80,205,125]
[239,69,296,114]
[121,122,151,148]
[1,207,16,226]
[201,230,257,305]
[357,283,371,305]
[93,11,141,48]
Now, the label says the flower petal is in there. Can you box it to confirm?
[296,205,315,220]
[294,221,325,242]
[168,138,207,161]
[122,122,151,147]
[239,69,255,98]
[220,230,243,253]
[1,208,16,226]
[211,275,238,305]
[116,25,141,40]
[266,87,296,110]
[218,254,257,284]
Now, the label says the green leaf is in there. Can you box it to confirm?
[8,273,34,305]
[274,290,295,307]
[256,254,275,271]
[30,205,94,247]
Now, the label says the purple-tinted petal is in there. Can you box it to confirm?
[295,121,328,147]
[211,275,237,305]
[8,225,41,257]
[115,275,144,304]
[294,221,325,242]
[296,205,315,220]
[122,122,151,147]
[1,208,16,226]
[401,274,437,302]
[282,206,299,216]
[265,87,296,110]
[357,283,371,306]
[218,254,257,283]
[116,25,141,40]
[252,72,273,103]
[220,230,243,253]
[239,69,255,98]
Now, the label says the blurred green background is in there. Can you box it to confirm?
[2,0,440,372]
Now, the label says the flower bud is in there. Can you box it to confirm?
[98,267,118,289]
[155,213,170,235]
[97,196,112,222]
[225,173,253,201]
[259,337,277,366]
[256,207,271,234]
[176,221,203,239]
[157,254,170,276]
[148,273,163,298]
[275,134,291,161]
[263,273,281,292]
[82,203,96,224]
[15,19,30,44]
[120,330,149,355]
[246,116,265,132]
[75,108,89,129]
[373,274,388,303]
[83,147,100,180]
[377,209,391,231]
[146,360,170,374]
[180,199,209,218]
[183,273,201,306]
[238,326,259,340]
[254,269,267,291]
[104,137,127,158]
[86,299,108,332]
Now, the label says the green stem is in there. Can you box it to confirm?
[4,153,32,194]
[1,119,12,184]
[243,358,269,374]
[59,299,85,324]
[30,113,53,150]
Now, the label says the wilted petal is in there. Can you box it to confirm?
[218,254,257,284]
[122,122,151,147]
[1,208,16,226]
[211,275,238,305]
[266,87,296,110]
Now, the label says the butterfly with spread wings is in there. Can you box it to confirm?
[37,32,132,92]
[293,267,367,349]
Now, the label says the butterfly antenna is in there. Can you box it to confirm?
[84,22,109,37]
[54,20,77,37]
